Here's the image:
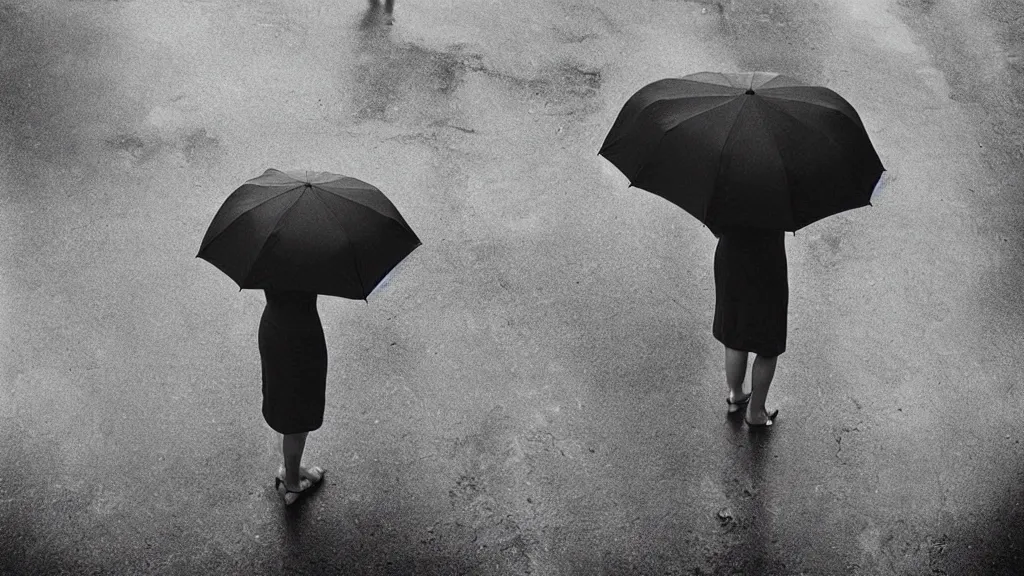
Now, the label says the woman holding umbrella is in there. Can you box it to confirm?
[599,72,884,429]
[259,289,329,503]
[198,169,421,504]
[712,227,786,427]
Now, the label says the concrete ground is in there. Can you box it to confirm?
[2,0,1023,574]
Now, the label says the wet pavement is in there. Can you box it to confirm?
[2,0,1023,574]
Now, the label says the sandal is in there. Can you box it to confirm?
[274,467,325,506]
[726,392,751,414]
[276,465,325,484]
[745,409,779,428]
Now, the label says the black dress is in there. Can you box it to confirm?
[259,290,328,434]
[712,229,788,357]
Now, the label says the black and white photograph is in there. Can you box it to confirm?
[1,0,1023,573]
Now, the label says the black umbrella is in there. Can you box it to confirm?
[197,168,421,300]
[599,71,885,232]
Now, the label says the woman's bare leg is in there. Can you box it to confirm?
[725,346,749,402]
[746,354,778,424]
[276,432,324,504]
[282,432,308,490]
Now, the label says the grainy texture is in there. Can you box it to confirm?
[1,0,1022,574]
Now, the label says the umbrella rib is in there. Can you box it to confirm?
[758,97,857,158]
[759,99,870,228]
[314,175,379,191]
[697,71,734,88]
[705,97,751,223]
[314,184,402,225]
[754,101,795,229]
[240,188,305,287]
[657,77,746,97]
[630,97,743,181]
[656,94,741,110]
[200,184,306,252]
[759,93,860,124]
[310,188,368,299]
[602,96,739,155]
[652,89,743,101]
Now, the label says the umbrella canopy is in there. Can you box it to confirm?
[197,169,421,300]
[599,71,885,232]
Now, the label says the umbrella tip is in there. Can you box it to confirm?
[745,89,755,95]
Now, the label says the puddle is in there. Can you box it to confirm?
[353,17,480,122]
[351,0,604,124]
[106,133,149,157]
[181,128,220,163]
[554,2,620,41]
[105,127,221,164]
[462,58,603,117]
